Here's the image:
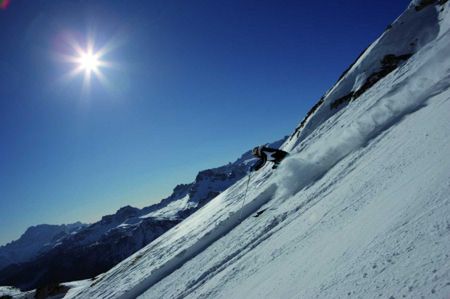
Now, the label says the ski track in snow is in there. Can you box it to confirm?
[66,4,450,299]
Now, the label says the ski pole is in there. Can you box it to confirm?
[239,172,252,220]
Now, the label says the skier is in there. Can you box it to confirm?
[250,145,288,171]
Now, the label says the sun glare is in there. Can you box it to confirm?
[79,51,100,72]
[58,33,119,95]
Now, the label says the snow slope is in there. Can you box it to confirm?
[66,2,450,298]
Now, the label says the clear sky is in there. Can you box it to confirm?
[0,0,411,245]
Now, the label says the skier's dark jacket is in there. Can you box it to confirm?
[251,145,288,171]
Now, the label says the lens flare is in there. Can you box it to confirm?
[0,0,11,10]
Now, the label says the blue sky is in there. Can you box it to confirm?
[0,0,411,245]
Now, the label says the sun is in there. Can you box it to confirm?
[79,51,100,73]
[71,44,105,78]
[58,33,118,95]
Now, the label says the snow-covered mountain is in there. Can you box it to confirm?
[0,223,86,271]
[0,139,285,291]
[48,1,449,298]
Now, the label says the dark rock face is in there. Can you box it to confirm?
[34,283,69,299]
[329,53,412,110]
[415,0,448,11]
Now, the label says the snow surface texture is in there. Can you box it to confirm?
[0,286,34,299]
[57,2,450,298]
[0,280,91,299]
